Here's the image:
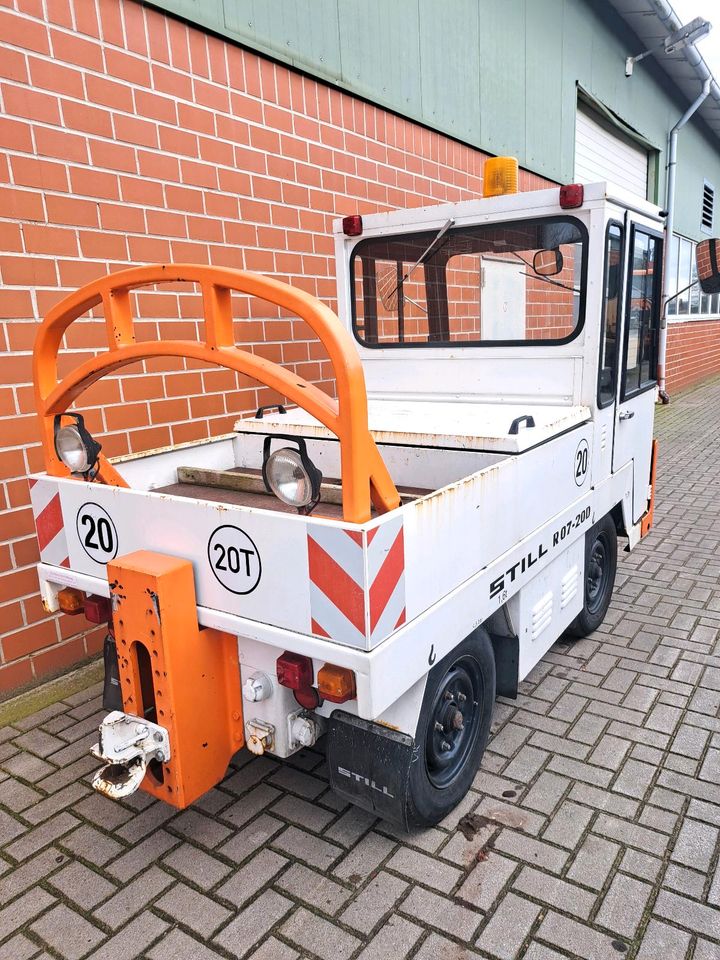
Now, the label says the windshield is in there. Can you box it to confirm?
[351,216,588,347]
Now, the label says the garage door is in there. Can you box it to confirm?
[575,106,648,199]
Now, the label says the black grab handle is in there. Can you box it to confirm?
[508,414,536,435]
[255,404,287,419]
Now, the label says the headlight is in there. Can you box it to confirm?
[262,438,322,512]
[53,414,101,476]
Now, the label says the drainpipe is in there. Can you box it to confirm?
[658,77,712,403]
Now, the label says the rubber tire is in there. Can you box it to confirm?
[405,628,495,828]
[567,513,618,638]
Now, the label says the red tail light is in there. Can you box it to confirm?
[342,214,363,237]
[560,184,584,209]
[84,594,112,624]
[276,652,313,690]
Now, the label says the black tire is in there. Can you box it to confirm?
[405,628,495,828]
[567,513,617,638]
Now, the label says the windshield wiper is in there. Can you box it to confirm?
[380,218,454,308]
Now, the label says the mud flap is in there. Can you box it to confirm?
[327,711,415,829]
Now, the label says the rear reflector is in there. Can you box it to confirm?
[560,183,584,209]
[84,594,112,624]
[342,214,363,237]
[317,663,356,703]
[58,587,84,615]
[276,652,313,690]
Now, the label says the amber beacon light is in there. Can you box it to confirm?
[483,157,519,198]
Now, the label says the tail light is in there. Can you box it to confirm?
[276,652,313,689]
[84,594,112,624]
[317,663,356,703]
[58,587,84,615]
[342,215,363,237]
[560,184,584,209]
[276,652,321,710]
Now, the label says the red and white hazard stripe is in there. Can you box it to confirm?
[29,478,70,568]
[307,516,405,648]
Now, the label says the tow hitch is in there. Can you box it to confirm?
[92,711,171,799]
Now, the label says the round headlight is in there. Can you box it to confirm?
[55,425,93,473]
[265,448,317,508]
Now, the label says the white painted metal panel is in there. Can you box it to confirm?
[235,399,591,454]
[402,424,594,624]
[575,108,648,199]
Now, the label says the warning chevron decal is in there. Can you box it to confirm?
[308,516,405,648]
[29,478,70,568]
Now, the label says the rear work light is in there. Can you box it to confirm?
[58,587,84,615]
[560,183,584,209]
[342,214,363,237]
[317,663,356,703]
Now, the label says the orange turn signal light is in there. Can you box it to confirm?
[317,663,356,703]
[58,587,85,616]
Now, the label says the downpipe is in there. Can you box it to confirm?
[647,0,718,403]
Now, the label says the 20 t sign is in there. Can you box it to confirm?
[208,525,262,595]
[76,503,118,564]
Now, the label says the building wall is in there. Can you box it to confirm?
[149,0,720,243]
[0,0,554,692]
[666,321,720,392]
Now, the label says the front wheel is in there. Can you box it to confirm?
[405,628,495,828]
[567,513,618,638]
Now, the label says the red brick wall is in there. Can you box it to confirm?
[0,0,554,693]
[666,320,720,393]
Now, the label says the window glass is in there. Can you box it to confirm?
[677,238,692,316]
[667,234,679,316]
[351,217,587,347]
[624,230,661,396]
[598,224,622,406]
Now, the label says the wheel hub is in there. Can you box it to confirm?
[425,659,483,789]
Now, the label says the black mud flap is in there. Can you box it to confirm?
[327,711,415,829]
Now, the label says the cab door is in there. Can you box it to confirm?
[612,223,662,523]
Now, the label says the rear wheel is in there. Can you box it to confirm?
[567,514,617,638]
[406,628,495,827]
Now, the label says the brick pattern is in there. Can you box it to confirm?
[1,375,719,957]
[0,0,552,690]
[666,319,720,393]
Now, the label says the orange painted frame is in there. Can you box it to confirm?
[33,264,400,523]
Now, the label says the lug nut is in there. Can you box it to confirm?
[441,740,452,752]
[434,721,444,732]
[457,692,467,702]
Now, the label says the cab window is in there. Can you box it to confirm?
[598,223,623,407]
[622,229,662,397]
[351,217,588,347]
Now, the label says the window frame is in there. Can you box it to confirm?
[349,215,590,350]
[597,220,625,410]
[620,224,664,401]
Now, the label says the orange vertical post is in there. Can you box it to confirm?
[108,550,244,808]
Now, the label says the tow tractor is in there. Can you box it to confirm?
[29,159,720,827]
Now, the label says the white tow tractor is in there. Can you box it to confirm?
[32,160,719,827]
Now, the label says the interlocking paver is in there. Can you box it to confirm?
[30,903,106,960]
[3,379,720,959]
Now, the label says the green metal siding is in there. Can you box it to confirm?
[148,0,720,241]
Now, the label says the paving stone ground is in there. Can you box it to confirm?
[2,377,720,959]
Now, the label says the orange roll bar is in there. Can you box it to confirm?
[33,264,400,523]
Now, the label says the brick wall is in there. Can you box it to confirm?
[0,0,554,693]
[666,319,720,393]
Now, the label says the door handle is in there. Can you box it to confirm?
[619,410,635,421]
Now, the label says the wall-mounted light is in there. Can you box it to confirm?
[625,16,712,77]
